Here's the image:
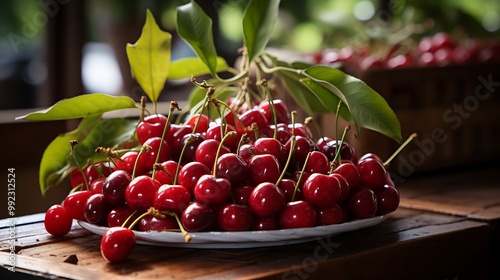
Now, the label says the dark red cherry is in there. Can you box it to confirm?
[251,216,280,231]
[259,99,291,124]
[215,153,249,186]
[84,193,111,225]
[248,182,286,217]
[315,203,348,226]
[217,204,254,231]
[302,173,341,208]
[304,151,330,174]
[357,158,388,191]
[194,175,232,205]
[240,108,269,130]
[248,154,281,186]
[138,214,178,231]
[279,200,316,229]
[205,123,241,151]
[177,161,211,193]
[347,187,378,219]
[102,170,132,206]
[375,184,400,215]
[107,205,139,228]
[181,202,215,232]
[333,162,361,189]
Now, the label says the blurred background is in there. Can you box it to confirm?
[1,0,499,218]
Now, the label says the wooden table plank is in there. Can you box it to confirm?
[0,208,491,279]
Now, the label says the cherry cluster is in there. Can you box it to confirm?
[43,98,400,262]
[315,32,500,70]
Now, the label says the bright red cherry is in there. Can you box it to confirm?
[333,162,361,189]
[153,184,191,215]
[217,204,254,231]
[177,161,211,193]
[186,113,210,134]
[136,114,168,144]
[137,137,171,175]
[115,152,138,177]
[63,190,92,221]
[248,182,286,217]
[259,99,291,124]
[253,137,286,166]
[89,177,105,194]
[239,108,269,130]
[205,123,240,151]
[194,175,232,205]
[304,151,330,174]
[44,204,73,237]
[100,227,136,263]
[279,200,316,229]
[248,154,281,186]
[195,139,230,170]
[154,160,180,185]
[125,175,160,212]
[302,173,341,208]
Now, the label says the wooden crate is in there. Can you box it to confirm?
[320,62,500,175]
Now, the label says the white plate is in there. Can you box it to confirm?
[78,215,387,249]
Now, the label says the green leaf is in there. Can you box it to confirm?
[169,57,229,80]
[176,1,218,77]
[16,94,139,121]
[39,116,137,195]
[304,66,402,142]
[242,0,280,62]
[126,9,172,104]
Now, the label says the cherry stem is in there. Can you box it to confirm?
[164,211,192,243]
[277,135,296,186]
[259,78,278,139]
[334,101,342,148]
[330,125,350,173]
[69,140,89,191]
[305,116,326,143]
[121,209,139,228]
[132,144,151,179]
[213,131,237,177]
[292,151,312,202]
[384,132,418,167]
[290,111,297,136]
[174,135,196,184]
[152,101,180,180]
[251,122,260,140]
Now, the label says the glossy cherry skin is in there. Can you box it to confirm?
[63,190,92,221]
[347,187,378,219]
[302,173,341,208]
[279,200,316,229]
[181,202,215,232]
[248,154,281,186]
[239,108,269,130]
[238,143,255,164]
[115,152,138,177]
[284,136,316,170]
[44,204,73,237]
[215,153,249,186]
[333,162,361,190]
[278,178,303,202]
[253,137,286,166]
[84,193,111,225]
[136,114,168,144]
[259,99,291,125]
[375,184,400,215]
[177,161,211,193]
[232,185,254,206]
[100,227,136,263]
[205,123,240,151]
[217,204,254,231]
[357,158,388,191]
[89,177,105,194]
[102,170,132,206]
[138,214,178,231]
[125,175,160,212]
[194,175,232,205]
[179,133,205,164]
[186,113,210,134]
[321,140,357,163]
[167,124,192,161]
[315,204,348,226]
[251,216,280,231]
[154,160,180,185]
[304,151,330,174]
[153,184,191,215]
[329,173,350,203]
[107,205,139,228]
[137,137,172,175]
[195,139,231,170]
[248,182,286,217]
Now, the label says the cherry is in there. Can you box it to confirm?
[321,139,357,163]
[100,227,136,263]
[386,54,413,69]
[375,184,400,215]
[315,204,348,226]
[232,185,254,205]
[248,154,281,186]
[279,200,316,229]
[138,214,178,231]
[44,204,73,237]
[316,137,333,151]
[205,123,240,151]
[347,187,378,219]
[330,173,350,203]
[278,178,303,202]
[302,173,341,208]
[136,113,168,144]
[154,160,180,185]
[418,52,436,67]
[89,177,105,194]
[215,153,249,186]
[217,204,254,231]
[177,161,211,193]
[194,175,232,205]
[181,201,215,232]
[84,193,111,225]
[304,151,330,174]
[358,152,383,164]
[115,151,139,175]
[239,108,269,130]
[284,136,315,170]
[357,158,388,191]
[154,184,191,215]
[287,123,312,138]
[251,216,280,231]
[248,182,286,217]
[125,175,160,212]
[432,32,455,51]
[179,133,205,163]
[186,113,210,134]
[259,99,291,125]
[333,161,361,190]
[102,170,132,206]
[195,139,230,170]
[107,205,139,228]
[253,137,286,166]
[167,124,192,161]
[238,143,255,164]
[63,190,92,221]
[137,137,171,175]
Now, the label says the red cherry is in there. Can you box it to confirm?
[138,214,178,231]
[186,113,210,134]
[215,153,249,186]
[63,190,92,221]
[386,54,413,69]
[232,185,254,205]
[153,184,191,215]
[248,154,281,186]
[102,170,132,206]
[177,161,211,193]
[181,202,215,232]
[278,178,303,202]
[194,175,232,205]
[44,204,73,237]
[84,193,111,225]
[248,182,286,217]
[217,204,254,231]
[239,108,269,130]
[333,162,361,190]
[136,114,168,144]
[100,227,136,263]
[279,200,316,229]
[205,123,241,151]
[137,137,171,175]
[347,187,378,219]
[375,184,400,215]
[302,173,341,208]
[167,124,192,161]
[329,173,350,203]
[304,151,330,174]
[107,205,139,228]
[115,151,138,176]
[154,160,180,185]
[357,158,388,191]
[90,177,106,194]
[315,204,348,226]
[259,99,291,124]
[179,133,205,164]
[125,175,160,212]
[251,216,280,231]
[195,139,231,170]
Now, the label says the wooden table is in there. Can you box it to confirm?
[1,165,499,279]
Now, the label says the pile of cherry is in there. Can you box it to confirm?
[43,99,400,262]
